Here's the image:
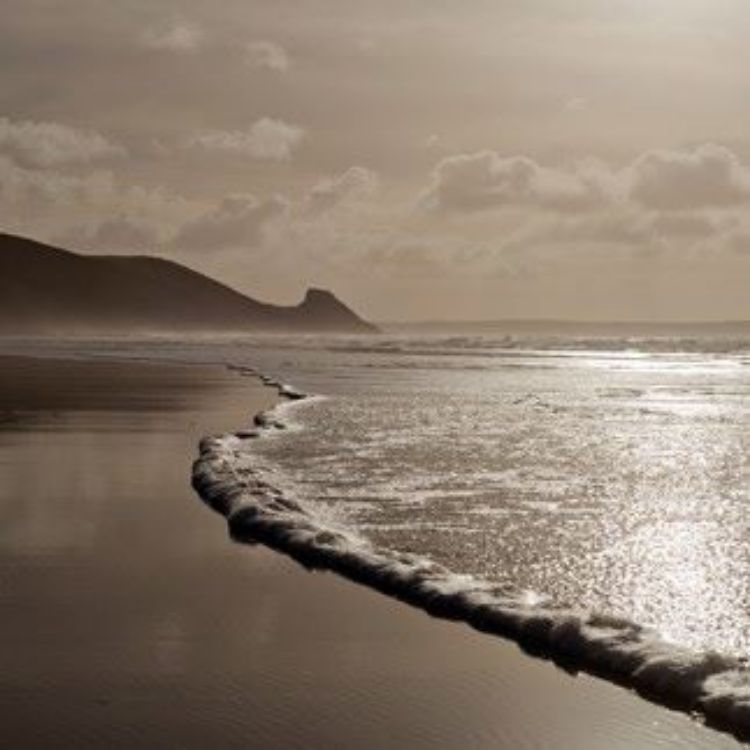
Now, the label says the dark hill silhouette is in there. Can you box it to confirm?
[0,233,377,334]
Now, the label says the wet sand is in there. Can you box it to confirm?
[0,354,742,749]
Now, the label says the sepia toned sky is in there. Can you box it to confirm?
[3,0,750,321]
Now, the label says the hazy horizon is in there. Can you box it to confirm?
[9,227,750,328]
[3,1,750,322]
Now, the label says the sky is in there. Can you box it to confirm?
[2,0,750,321]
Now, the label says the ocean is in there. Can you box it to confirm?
[6,330,750,736]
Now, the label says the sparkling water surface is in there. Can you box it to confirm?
[6,333,750,655]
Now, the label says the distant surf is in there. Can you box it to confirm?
[193,365,750,743]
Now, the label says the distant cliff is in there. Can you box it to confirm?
[0,233,377,335]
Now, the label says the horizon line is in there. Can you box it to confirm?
[377,318,750,327]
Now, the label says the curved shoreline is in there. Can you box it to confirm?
[0,347,738,748]
[194,369,750,744]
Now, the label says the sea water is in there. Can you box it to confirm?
[7,331,750,734]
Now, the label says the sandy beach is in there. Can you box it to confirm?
[0,354,742,749]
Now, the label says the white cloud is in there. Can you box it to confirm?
[59,217,161,253]
[168,195,286,251]
[142,22,203,53]
[245,41,290,71]
[189,118,305,160]
[304,166,378,214]
[563,97,588,113]
[0,116,123,167]
[0,155,195,243]
[0,156,114,214]
[423,143,750,219]
[409,143,750,270]
[628,143,750,210]
[423,151,611,213]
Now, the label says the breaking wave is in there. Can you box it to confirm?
[192,368,750,743]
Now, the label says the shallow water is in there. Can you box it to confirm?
[254,347,750,656]
[6,333,750,656]
[9,334,750,738]
[3,352,741,749]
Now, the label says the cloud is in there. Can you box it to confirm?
[245,41,290,71]
[726,229,750,255]
[423,151,611,213]
[0,155,195,244]
[59,217,161,253]
[546,213,651,247]
[547,211,721,247]
[0,156,115,215]
[168,195,286,251]
[647,212,718,239]
[628,143,750,210]
[141,22,203,53]
[423,143,750,223]
[188,118,305,160]
[304,166,378,214]
[0,116,123,167]
[476,206,729,263]
[563,97,588,113]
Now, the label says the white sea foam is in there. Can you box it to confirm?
[192,370,750,742]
